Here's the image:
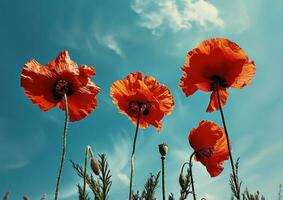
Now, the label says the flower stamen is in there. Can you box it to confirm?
[53,80,73,100]
[128,101,152,116]
[196,147,214,158]
[210,76,228,90]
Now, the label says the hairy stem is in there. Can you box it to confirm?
[189,152,196,200]
[129,109,141,200]
[83,146,90,199]
[216,84,239,199]
[161,156,166,200]
[54,94,69,200]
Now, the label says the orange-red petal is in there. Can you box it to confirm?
[231,61,256,88]
[21,51,100,121]
[46,51,79,74]
[179,38,256,106]
[21,59,58,111]
[206,88,229,112]
[188,120,229,177]
[189,120,223,150]
[59,81,100,121]
[110,72,174,131]
[199,132,229,177]
[143,76,174,114]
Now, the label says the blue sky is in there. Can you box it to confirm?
[0,0,283,199]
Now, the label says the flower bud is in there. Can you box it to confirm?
[158,143,168,157]
[179,174,188,190]
[90,156,101,176]
[23,196,30,200]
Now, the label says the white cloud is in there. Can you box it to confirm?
[131,0,224,33]
[117,173,130,185]
[94,33,125,57]
[59,182,82,200]
[3,160,29,170]
[202,193,217,200]
[243,142,282,171]
[103,35,124,57]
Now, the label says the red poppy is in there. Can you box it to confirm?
[180,38,256,112]
[21,51,100,121]
[188,120,229,177]
[110,72,174,131]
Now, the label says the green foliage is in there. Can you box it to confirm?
[168,193,175,200]
[71,154,112,200]
[230,158,265,200]
[132,172,160,200]
[77,184,90,200]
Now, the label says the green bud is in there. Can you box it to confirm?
[179,174,188,190]
[90,156,100,176]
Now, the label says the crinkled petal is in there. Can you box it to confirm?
[189,120,223,150]
[59,81,100,121]
[188,120,229,177]
[206,88,229,112]
[199,133,229,177]
[79,65,96,77]
[144,76,175,114]
[78,65,96,85]
[131,107,164,131]
[21,59,57,111]
[204,162,225,177]
[46,51,79,75]
[231,61,256,88]
[180,38,255,98]
[110,72,174,131]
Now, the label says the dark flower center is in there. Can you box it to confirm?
[53,79,74,100]
[196,147,214,159]
[128,101,152,116]
[210,76,228,90]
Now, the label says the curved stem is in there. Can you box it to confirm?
[83,146,90,198]
[189,152,196,200]
[54,94,69,200]
[128,109,141,200]
[161,156,166,200]
[180,161,190,175]
[216,84,239,198]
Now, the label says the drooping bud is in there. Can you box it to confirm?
[3,192,9,200]
[179,174,188,190]
[23,196,30,200]
[158,143,168,157]
[90,155,101,176]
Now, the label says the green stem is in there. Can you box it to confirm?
[161,156,166,200]
[54,94,69,200]
[83,146,90,199]
[189,152,196,200]
[216,83,239,199]
[128,109,141,200]
[180,162,190,175]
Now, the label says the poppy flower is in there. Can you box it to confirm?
[21,51,100,121]
[110,72,174,131]
[188,120,229,177]
[180,38,256,112]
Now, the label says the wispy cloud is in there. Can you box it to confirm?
[107,132,131,186]
[131,0,224,34]
[3,160,29,170]
[117,173,130,185]
[101,35,124,57]
[59,182,80,199]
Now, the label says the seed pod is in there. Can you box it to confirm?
[158,143,168,157]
